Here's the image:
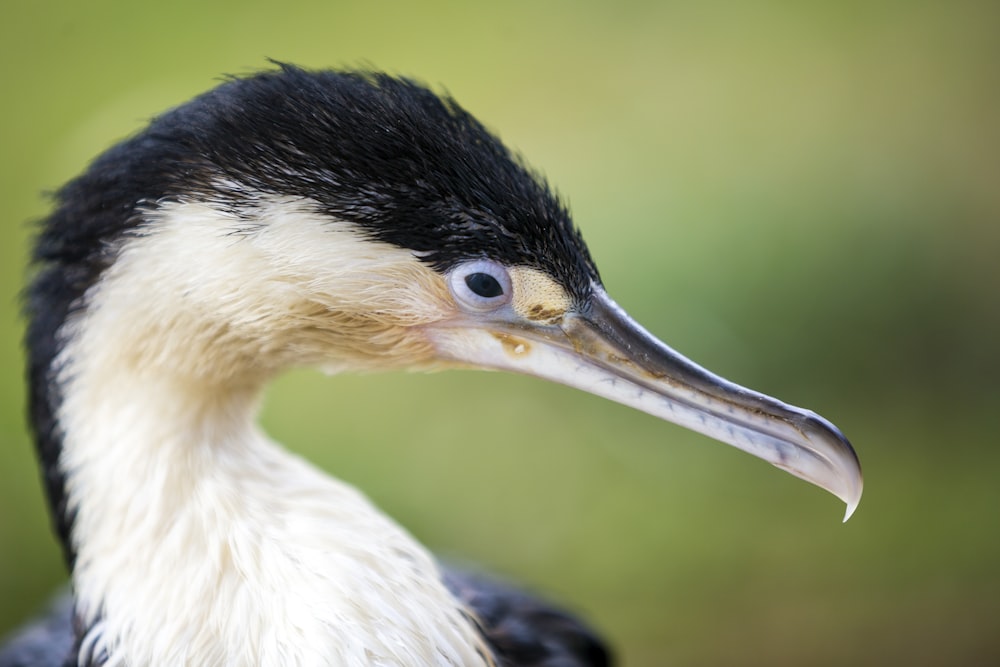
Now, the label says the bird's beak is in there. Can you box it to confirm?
[427,285,862,520]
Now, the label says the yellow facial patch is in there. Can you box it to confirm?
[508,267,572,324]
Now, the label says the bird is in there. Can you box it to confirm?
[0,63,862,667]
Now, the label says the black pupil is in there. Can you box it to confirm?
[465,272,504,298]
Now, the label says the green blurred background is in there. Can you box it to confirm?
[2,1,998,665]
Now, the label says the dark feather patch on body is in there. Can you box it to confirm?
[445,569,613,667]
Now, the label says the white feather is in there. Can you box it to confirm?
[56,196,491,666]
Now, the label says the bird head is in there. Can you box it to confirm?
[37,64,861,519]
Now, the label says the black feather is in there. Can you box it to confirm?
[446,570,613,667]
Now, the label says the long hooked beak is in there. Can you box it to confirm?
[428,285,862,521]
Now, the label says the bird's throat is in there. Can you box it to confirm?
[51,275,491,666]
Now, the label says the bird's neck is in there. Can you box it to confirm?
[50,262,490,665]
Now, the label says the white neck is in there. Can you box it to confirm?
[53,201,491,666]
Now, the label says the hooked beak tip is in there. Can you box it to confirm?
[844,497,860,523]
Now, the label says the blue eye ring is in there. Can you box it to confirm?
[448,260,512,312]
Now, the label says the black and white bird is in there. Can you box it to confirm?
[1,64,862,667]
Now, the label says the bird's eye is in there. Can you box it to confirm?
[449,260,512,312]
[465,272,503,298]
